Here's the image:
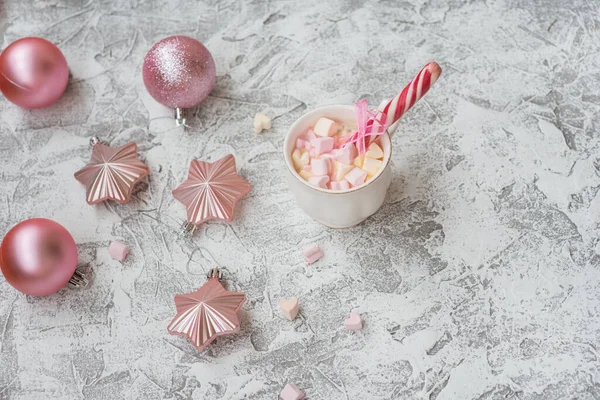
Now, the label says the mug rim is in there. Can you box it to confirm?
[283,104,392,195]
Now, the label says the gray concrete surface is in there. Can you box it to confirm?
[1,0,600,399]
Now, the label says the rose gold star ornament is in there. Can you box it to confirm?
[173,154,251,234]
[168,268,246,351]
[75,137,150,205]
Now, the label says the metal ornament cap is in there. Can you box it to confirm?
[167,271,246,351]
[74,141,150,205]
[172,154,252,226]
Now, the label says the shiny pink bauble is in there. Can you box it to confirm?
[0,37,69,109]
[142,36,216,109]
[0,218,78,296]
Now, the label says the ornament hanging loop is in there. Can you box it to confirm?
[69,269,89,288]
[180,221,197,237]
[174,108,187,127]
[207,268,222,280]
[90,136,101,147]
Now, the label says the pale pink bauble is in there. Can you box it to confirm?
[0,218,78,296]
[143,36,216,109]
[0,37,69,109]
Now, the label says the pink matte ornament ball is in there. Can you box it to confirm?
[0,219,78,296]
[142,36,216,109]
[0,37,69,109]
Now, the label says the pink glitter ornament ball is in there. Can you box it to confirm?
[143,36,216,115]
[0,37,69,109]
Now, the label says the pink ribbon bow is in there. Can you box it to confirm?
[338,99,388,155]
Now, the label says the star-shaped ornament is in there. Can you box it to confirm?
[167,269,246,351]
[173,154,252,227]
[74,141,150,205]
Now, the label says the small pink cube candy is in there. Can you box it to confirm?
[320,151,336,160]
[311,158,329,175]
[308,175,329,189]
[329,180,350,191]
[280,383,305,400]
[306,129,317,140]
[345,167,367,187]
[109,241,130,261]
[296,138,308,149]
[336,144,357,165]
[344,311,363,330]
[303,243,323,265]
[310,137,334,155]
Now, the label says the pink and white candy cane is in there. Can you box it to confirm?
[372,62,442,141]
[384,62,441,124]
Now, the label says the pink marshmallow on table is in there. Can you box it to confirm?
[280,383,305,400]
[306,250,324,265]
[311,158,329,175]
[109,241,130,261]
[308,175,329,189]
[345,167,367,187]
[310,137,334,155]
[303,243,324,265]
[302,243,320,258]
[344,311,363,331]
[336,144,357,165]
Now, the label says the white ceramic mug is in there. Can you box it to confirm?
[283,104,398,228]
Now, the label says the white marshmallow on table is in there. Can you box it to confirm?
[313,117,338,137]
[362,157,383,176]
[253,113,271,133]
[280,298,300,320]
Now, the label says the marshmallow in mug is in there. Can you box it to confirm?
[290,117,385,190]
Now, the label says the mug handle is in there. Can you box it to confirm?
[377,99,400,136]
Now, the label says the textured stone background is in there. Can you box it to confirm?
[1,0,600,399]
